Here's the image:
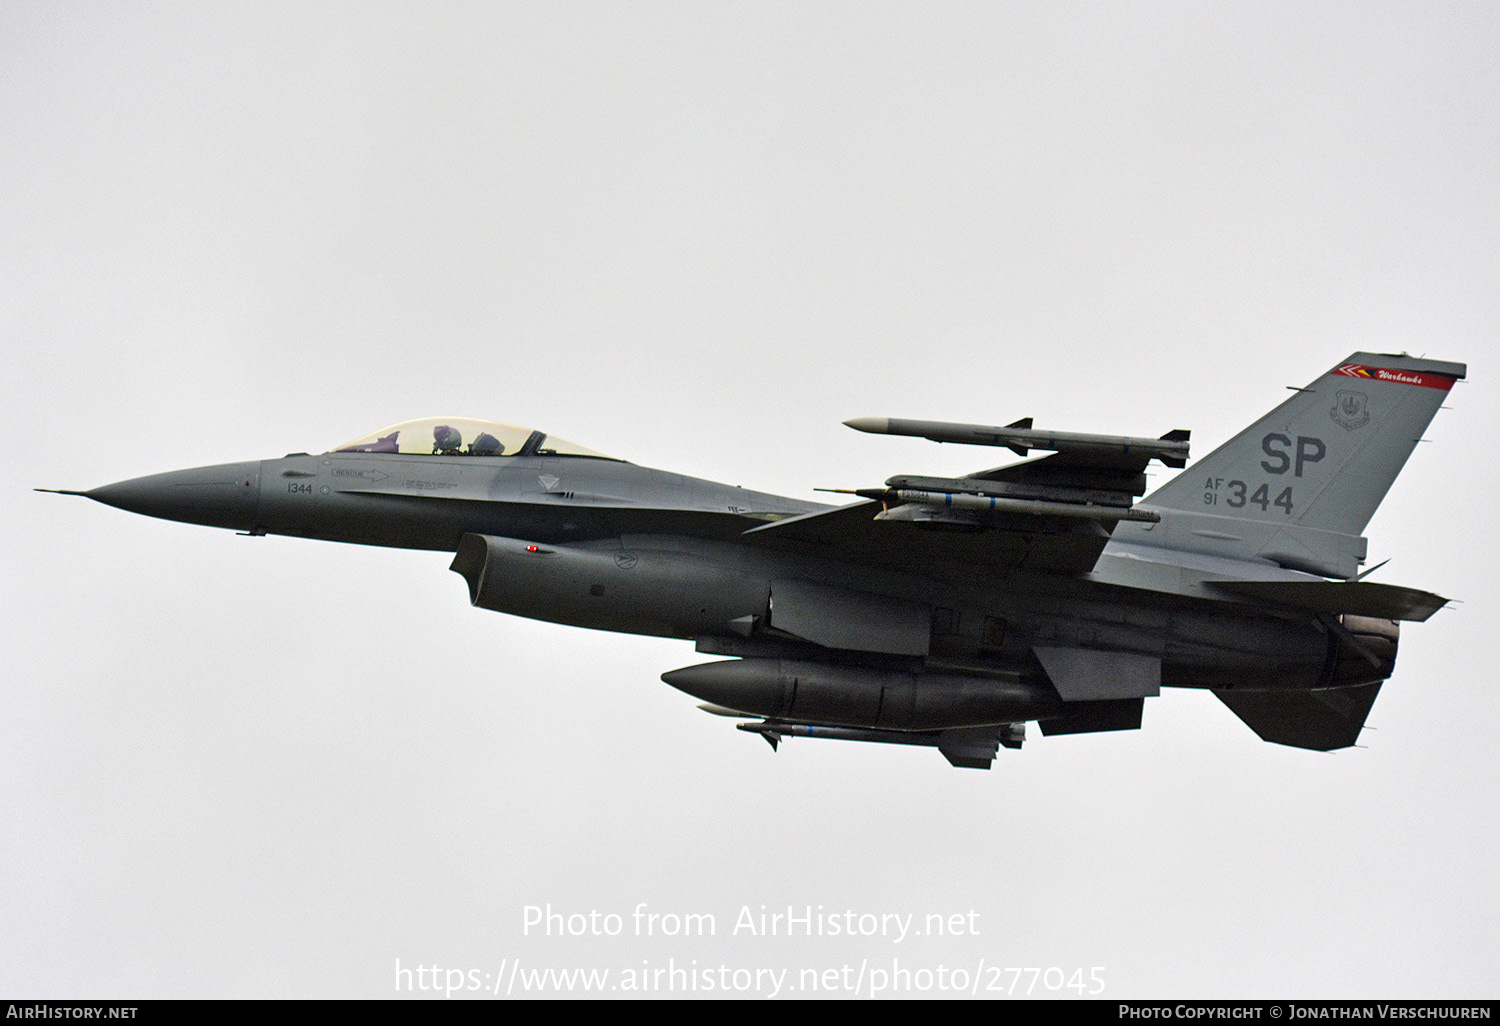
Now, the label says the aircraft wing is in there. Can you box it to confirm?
[741,498,1120,577]
[742,445,1169,578]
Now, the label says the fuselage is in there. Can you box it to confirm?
[59,351,1463,763]
[82,448,1388,702]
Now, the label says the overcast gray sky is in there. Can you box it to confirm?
[4,1,1498,999]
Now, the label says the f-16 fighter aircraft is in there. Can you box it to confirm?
[43,353,1464,769]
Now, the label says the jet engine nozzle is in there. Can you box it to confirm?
[1328,615,1399,687]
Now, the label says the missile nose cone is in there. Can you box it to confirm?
[85,461,262,531]
[842,417,890,434]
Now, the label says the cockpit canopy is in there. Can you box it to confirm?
[332,418,618,460]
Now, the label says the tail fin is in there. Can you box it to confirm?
[1123,353,1465,578]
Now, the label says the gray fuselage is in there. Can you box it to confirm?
[84,450,1374,702]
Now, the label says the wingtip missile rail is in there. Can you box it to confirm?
[844,417,1190,467]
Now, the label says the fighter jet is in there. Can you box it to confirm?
[42,352,1464,769]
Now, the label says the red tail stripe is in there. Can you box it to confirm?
[1331,364,1457,390]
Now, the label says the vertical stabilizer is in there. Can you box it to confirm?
[1120,353,1465,577]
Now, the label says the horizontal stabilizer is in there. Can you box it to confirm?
[1215,683,1382,751]
[1205,579,1447,622]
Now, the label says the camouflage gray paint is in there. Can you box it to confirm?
[45,352,1464,769]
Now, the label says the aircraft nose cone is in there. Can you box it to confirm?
[87,461,262,531]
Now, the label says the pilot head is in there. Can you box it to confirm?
[432,425,462,454]
[469,432,503,456]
